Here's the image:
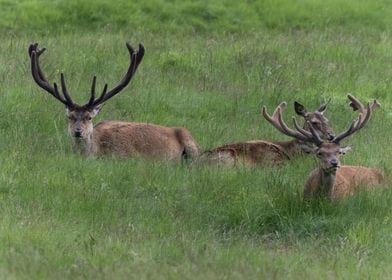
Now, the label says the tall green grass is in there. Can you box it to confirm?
[0,0,391,278]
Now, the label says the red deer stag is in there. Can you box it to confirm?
[199,101,334,166]
[28,43,199,160]
[263,95,387,201]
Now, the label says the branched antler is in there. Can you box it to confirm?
[29,42,145,109]
[263,95,381,148]
[29,43,74,107]
[85,43,145,108]
[262,103,323,145]
[332,94,380,143]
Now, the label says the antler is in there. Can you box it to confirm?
[332,95,380,143]
[262,102,288,134]
[262,103,323,145]
[348,94,380,114]
[85,43,145,108]
[28,43,75,108]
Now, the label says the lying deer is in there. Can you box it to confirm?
[263,95,387,201]
[28,43,199,160]
[199,101,335,166]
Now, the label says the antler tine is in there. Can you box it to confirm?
[348,94,366,113]
[60,73,74,105]
[304,121,324,146]
[333,109,370,144]
[317,97,331,113]
[333,96,381,143]
[293,118,313,138]
[88,43,145,108]
[94,83,108,107]
[331,116,361,144]
[348,94,380,115]
[370,99,381,112]
[28,43,47,81]
[262,102,288,134]
[87,76,97,107]
[276,108,316,143]
[129,43,145,73]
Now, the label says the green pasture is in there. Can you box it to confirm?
[0,0,391,278]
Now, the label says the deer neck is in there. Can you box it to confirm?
[273,139,302,159]
[319,167,337,198]
[72,132,96,155]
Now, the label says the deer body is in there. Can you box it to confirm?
[76,121,198,159]
[200,139,300,166]
[200,101,334,167]
[29,42,199,160]
[304,165,387,201]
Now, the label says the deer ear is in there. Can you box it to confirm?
[91,104,104,117]
[317,104,327,114]
[294,101,307,116]
[339,146,352,155]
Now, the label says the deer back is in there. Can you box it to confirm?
[93,121,199,159]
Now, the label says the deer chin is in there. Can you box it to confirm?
[324,165,340,174]
[73,135,88,141]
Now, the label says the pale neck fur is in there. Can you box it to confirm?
[319,167,337,199]
[72,133,96,155]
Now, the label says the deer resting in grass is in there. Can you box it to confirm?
[263,95,387,201]
[28,43,199,160]
[200,101,335,166]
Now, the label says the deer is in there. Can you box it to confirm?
[28,42,199,160]
[198,101,335,166]
[262,94,388,201]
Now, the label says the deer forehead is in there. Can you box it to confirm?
[67,108,93,119]
[306,112,328,123]
[317,143,341,154]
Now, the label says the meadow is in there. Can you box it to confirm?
[0,0,392,278]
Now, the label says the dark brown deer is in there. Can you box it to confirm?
[263,95,387,201]
[28,43,199,160]
[199,101,334,166]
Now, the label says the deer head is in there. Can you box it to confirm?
[294,100,334,140]
[28,42,145,140]
[262,95,380,173]
[262,100,334,154]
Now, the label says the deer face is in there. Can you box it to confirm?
[315,143,351,173]
[294,101,335,140]
[66,106,101,139]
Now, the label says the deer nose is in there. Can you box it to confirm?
[330,159,339,168]
[74,130,82,138]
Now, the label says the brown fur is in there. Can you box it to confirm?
[76,120,199,160]
[198,140,299,167]
[304,165,387,201]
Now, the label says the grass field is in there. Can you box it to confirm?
[1,0,392,278]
